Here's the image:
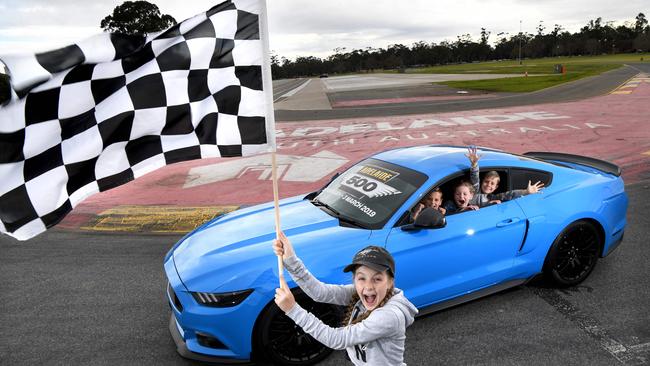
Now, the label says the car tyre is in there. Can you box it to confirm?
[543,220,601,287]
[253,289,342,365]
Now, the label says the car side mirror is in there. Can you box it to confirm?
[402,208,446,231]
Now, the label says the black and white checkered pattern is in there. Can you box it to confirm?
[0,0,275,240]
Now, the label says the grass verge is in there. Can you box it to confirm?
[409,53,649,92]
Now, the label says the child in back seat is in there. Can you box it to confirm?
[466,146,544,206]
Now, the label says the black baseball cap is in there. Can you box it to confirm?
[343,245,395,276]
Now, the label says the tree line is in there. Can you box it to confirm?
[272,13,650,79]
[2,5,649,103]
[0,1,175,104]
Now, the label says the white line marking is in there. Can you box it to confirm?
[280,79,311,98]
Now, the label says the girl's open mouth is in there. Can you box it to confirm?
[363,294,377,307]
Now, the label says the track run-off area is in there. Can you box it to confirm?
[56,69,650,232]
[1,65,649,366]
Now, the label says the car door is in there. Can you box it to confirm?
[385,200,527,308]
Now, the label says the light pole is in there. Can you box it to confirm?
[518,20,522,65]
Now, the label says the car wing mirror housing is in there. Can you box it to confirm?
[402,208,446,231]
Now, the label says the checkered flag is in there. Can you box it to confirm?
[0,0,275,240]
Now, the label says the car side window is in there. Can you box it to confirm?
[399,185,444,226]
[479,170,509,193]
[439,169,511,216]
[509,168,552,190]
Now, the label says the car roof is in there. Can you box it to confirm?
[373,145,541,178]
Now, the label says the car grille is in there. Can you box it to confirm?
[167,282,183,312]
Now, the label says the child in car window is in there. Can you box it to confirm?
[443,180,479,214]
[412,187,446,220]
[466,146,544,206]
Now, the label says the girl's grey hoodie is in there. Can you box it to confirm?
[283,255,418,366]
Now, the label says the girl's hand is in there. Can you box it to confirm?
[273,230,295,259]
[465,146,481,167]
[438,207,446,215]
[527,180,544,194]
[274,276,296,313]
[465,205,479,211]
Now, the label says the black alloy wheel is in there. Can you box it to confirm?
[254,290,342,365]
[544,220,601,287]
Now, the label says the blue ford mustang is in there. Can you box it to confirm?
[164,145,627,364]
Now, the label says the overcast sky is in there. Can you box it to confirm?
[0,0,647,60]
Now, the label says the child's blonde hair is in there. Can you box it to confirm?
[484,171,500,182]
[428,187,443,199]
[455,180,476,194]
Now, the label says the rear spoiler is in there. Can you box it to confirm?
[523,152,621,177]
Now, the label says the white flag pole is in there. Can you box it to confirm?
[259,0,284,287]
[271,152,284,286]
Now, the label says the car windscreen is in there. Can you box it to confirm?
[313,158,427,229]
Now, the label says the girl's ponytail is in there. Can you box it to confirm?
[341,293,360,326]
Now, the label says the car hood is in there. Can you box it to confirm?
[172,195,368,292]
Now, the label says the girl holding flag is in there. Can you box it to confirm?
[273,231,418,365]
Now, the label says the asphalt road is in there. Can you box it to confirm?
[275,63,648,121]
[1,181,648,365]
[272,78,308,102]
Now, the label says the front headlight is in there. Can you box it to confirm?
[191,289,253,307]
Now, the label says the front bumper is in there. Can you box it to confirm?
[168,314,250,364]
[164,255,260,362]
